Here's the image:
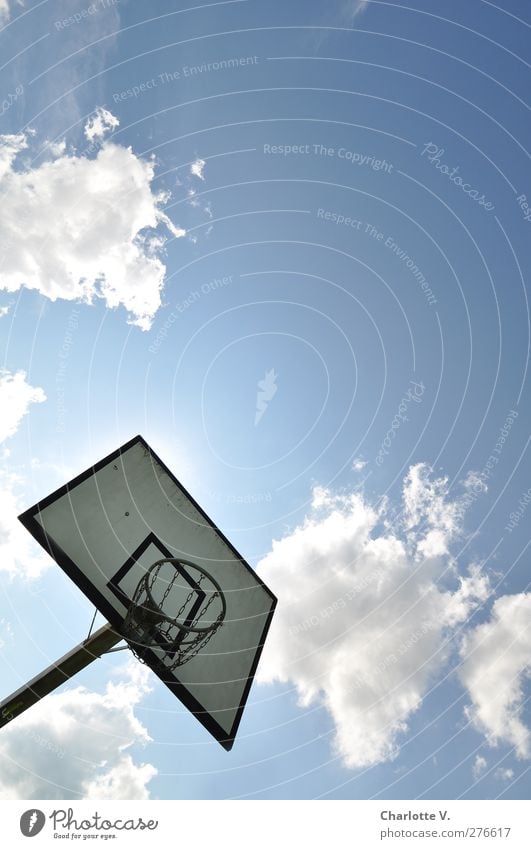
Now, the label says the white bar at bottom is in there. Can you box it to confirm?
[2,800,528,848]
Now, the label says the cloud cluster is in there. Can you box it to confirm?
[257,464,492,768]
[0,116,185,330]
[0,661,157,799]
[460,593,531,759]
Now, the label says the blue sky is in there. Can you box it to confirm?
[0,0,530,800]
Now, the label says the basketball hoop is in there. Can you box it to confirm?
[120,558,227,669]
[12,435,277,748]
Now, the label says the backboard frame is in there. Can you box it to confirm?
[18,435,277,750]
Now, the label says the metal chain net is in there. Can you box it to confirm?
[121,559,226,669]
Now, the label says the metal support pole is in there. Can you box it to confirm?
[0,623,123,729]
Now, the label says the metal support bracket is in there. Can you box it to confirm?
[0,623,123,729]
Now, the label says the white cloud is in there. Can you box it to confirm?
[0,370,46,443]
[0,472,49,578]
[0,661,157,799]
[352,457,367,472]
[460,593,531,759]
[472,754,487,779]
[187,188,200,207]
[0,129,185,330]
[257,465,491,768]
[84,107,120,143]
[190,158,205,180]
[0,306,9,317]
[48,139,67,158]
[462,471,488,494]
[84,754,157,800]
[0,617,14,650]
[0,133,27,180]
[0,371,48,578]
[495,767,514,782]
[0,0,23,22]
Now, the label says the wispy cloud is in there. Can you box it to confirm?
[472,754,487,779]
[0,617,14,651]
[0,477,50,579]
[0,370,46,443]
[311,0,369,50]
[34,0,121,139]
[342,0,369,20]
[495,767,515,782]
[255,369,278,426]
[0,0,23,22]
[0,371,48,578]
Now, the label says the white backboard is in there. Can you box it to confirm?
[19,436,277,749]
